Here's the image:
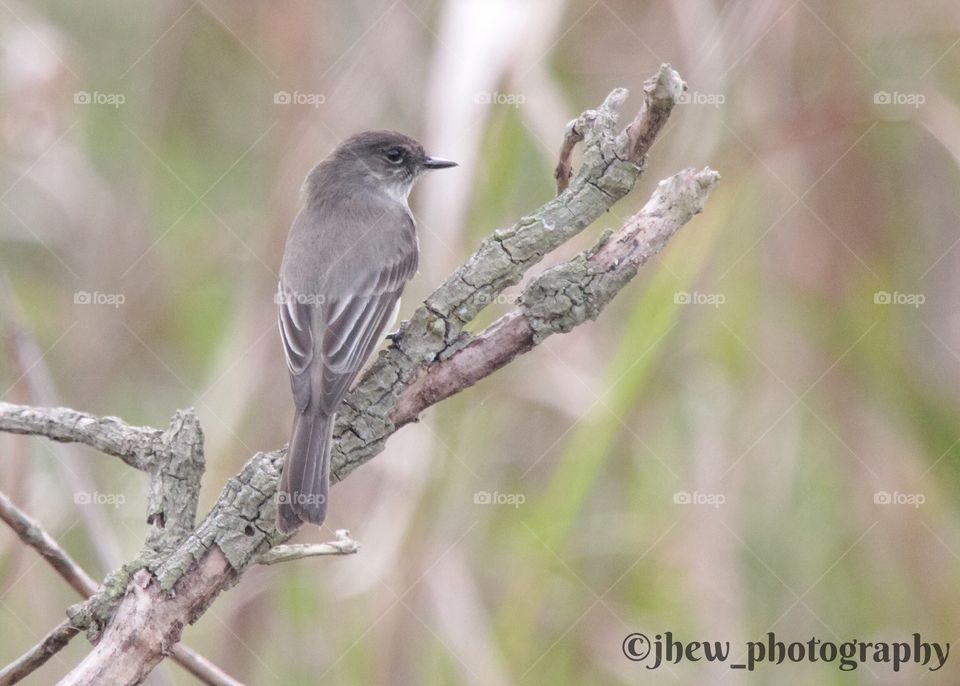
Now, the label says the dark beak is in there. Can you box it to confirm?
[422,156,458,170]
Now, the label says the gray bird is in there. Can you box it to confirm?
[276,130,456,533]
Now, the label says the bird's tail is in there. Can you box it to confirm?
[277,410,333,533]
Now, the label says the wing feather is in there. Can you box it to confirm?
[277,291,314,411]
[315,292,399,413]
[279,246,417,418]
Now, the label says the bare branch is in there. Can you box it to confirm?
[623,63,687,162]
[0,402,204,553]
[144,409,205,553]
[61,556,235,686]
[553,117,583,194]
[0,490,98,597]
[392,167,719,423]
[258,529,360,564]
[0,620,79,686]
[0,401,160,470]
[167,646,245,686]
[556,64,683,193]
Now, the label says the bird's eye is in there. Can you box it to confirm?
[384,148,403,164]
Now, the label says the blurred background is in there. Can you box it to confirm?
[0,0,958,683]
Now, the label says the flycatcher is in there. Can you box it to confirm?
[276,130,456,533]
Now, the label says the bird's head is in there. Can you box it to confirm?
[332,130,457,200]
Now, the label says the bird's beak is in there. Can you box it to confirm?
[422,156,458,170]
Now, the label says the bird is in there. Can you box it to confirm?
[276,130,456,533]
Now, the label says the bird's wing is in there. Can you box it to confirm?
[278,244,418,415]
[278,291,314,412]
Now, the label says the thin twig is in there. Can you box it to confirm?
[0,620,79,686]
[624,63,687,162]
[258,529,360,564]
[168,647,245,686]
[0,491,98,596]
[554,118,584,193]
